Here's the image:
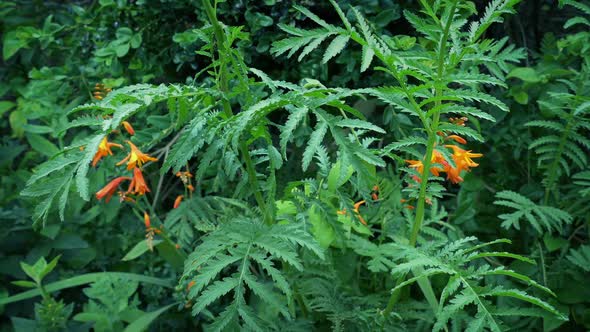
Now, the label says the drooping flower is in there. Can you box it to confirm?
[122,121,135,135]
[95,176,131,202]
[445,164,463,184]
[117,141,158,170]
[127,167,151,195]
[174,195,184,209]
[92,136,123,167]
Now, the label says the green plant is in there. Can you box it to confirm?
[3,0,590,331]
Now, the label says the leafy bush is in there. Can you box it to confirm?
[1,0,589,331]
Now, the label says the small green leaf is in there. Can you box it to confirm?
[11,281,37,288]
[122,240,163,261]
[513,90,529,104]
[322,35,349,63]
[3,30,29,60]
[26,133,59,157]
[123,303,177,332]
[309,205,335,248]
[507,67,541,83]
[0,101,15,116]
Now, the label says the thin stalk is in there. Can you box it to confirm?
[201,0,269,222]
[543,110,575,205]
[537,241,547,286]
[382,1,457,318]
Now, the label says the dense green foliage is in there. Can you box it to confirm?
[1,0,589,331]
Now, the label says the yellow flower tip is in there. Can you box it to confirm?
[336,208,347,215]
[118,140,158,170]
[122,121,135,135]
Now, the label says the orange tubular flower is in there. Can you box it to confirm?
[96,177,131,202]
[92,137,123,167]
[353,200,367,225]
[122,121,135,135]
[445,135,467,144]
[174,195,184,209]
[128,167,151,195]
[445,164,464,184]
[144,211,151,229]
[406,159,424,174]
[117,141,158,170]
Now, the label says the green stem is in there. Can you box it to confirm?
[382,1,457,318]
[537,241,547,286]
[37,283,50,301]
[543,110,575,205]
[201,0,269,222]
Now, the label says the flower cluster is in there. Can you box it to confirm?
[405,134,482,185]
[336,185,380,226]
[94,124,158,203]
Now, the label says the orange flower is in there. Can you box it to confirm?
[176,170,193,185]
[187,280,196,292]
[122,121,135,135]
[371,185,379,201]
[127,167,151,195]
[353,200,367,225]
[406,159,424,174]
[176,171,193,178]
[96,177,131,202]
[406,149,447,177]
[445,145,483,171]
[117,141,158,170]
[449,117,468,126]
[336,200,368,225]
[430,150,448,176]
[174,195,184,209]
[144,211,151,229]
[92,136,123,167]
[445,135,467,144]
[187,184,195,192]
[445,165,464,184]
